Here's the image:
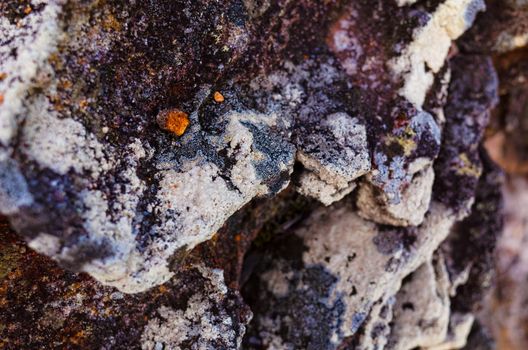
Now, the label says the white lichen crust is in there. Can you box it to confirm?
[0,0,491,298]
[141,266,248,350]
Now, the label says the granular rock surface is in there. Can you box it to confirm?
[0,0,525,349]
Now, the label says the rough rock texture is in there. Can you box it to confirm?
[461,0,528,53]
[0,0,524,349]
[0,0,487,293]
[0,223,251,349]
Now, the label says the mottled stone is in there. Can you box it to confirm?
[0,0,487,292]
[388,255,451,350]
[0,221,251,349]
[460,0,528,53]
[433,54,499,214]
[243,201,458,349]
[0,0,515,349]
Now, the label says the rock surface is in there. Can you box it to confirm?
[0,0,525,349]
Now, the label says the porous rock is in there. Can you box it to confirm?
[0,0,489,293]
[0,0,516,349]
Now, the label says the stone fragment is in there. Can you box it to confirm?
[296,112,370,205]
[296,171,357,207]
[0,223,251,349]
[326,0,483,220]
[389,0,485,107]
[388,255,451,350]
[0,0,505,307]
[357,165,434,226]
[0,0,299,292]
[140,266,246,350]
[0,0,514,348]
[460,0,528,53]
[433,55,499,214]
[243,202,458,349]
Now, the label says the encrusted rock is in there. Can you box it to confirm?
[243,201,458,349]
[0,0,487,292]
[388,254,451,350]
[0,0,519,349]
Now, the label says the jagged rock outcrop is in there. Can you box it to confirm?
[0,0,524,349]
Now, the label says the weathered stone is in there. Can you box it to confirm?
[0,0,487,292]
[460,0,528,53]
[243,201,458,349]
[433,54,499,214]
[0,0,518,348]
[388,254,451,350]
[0,221,251,349]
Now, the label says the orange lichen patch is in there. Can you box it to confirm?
[79,99,89,110]
[0,94,3,106]
[59,79,73,90]
[23,5,32,15]
[157,109,190,136]
[213,91,225,103]
[70,330,88,345]
[0,73,6,81]
[103,14,122,31]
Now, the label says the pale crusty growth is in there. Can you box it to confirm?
[28,138,147,291]
[0,1,63,147]
[95,111,292,292]
[21,95,111,177]
[357,165,435,226]
[300,203,456,343]
[352,296,395,350]
[388,255,451,350]
[127,112,294,291]
[296,170,357,206]
[141,266,245,350]
[390,0,485,107]
[296,113,370,205]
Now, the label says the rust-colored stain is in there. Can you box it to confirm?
[0,94,4,106]
[79,99,88,110]
[213,91,225,103]
[0,73,6,81]
[157,109,190,136]
[102,14,122,31]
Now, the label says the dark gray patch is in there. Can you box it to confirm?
[243,233,347,349]
[242,121,296,194]
[372,226,417,256]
